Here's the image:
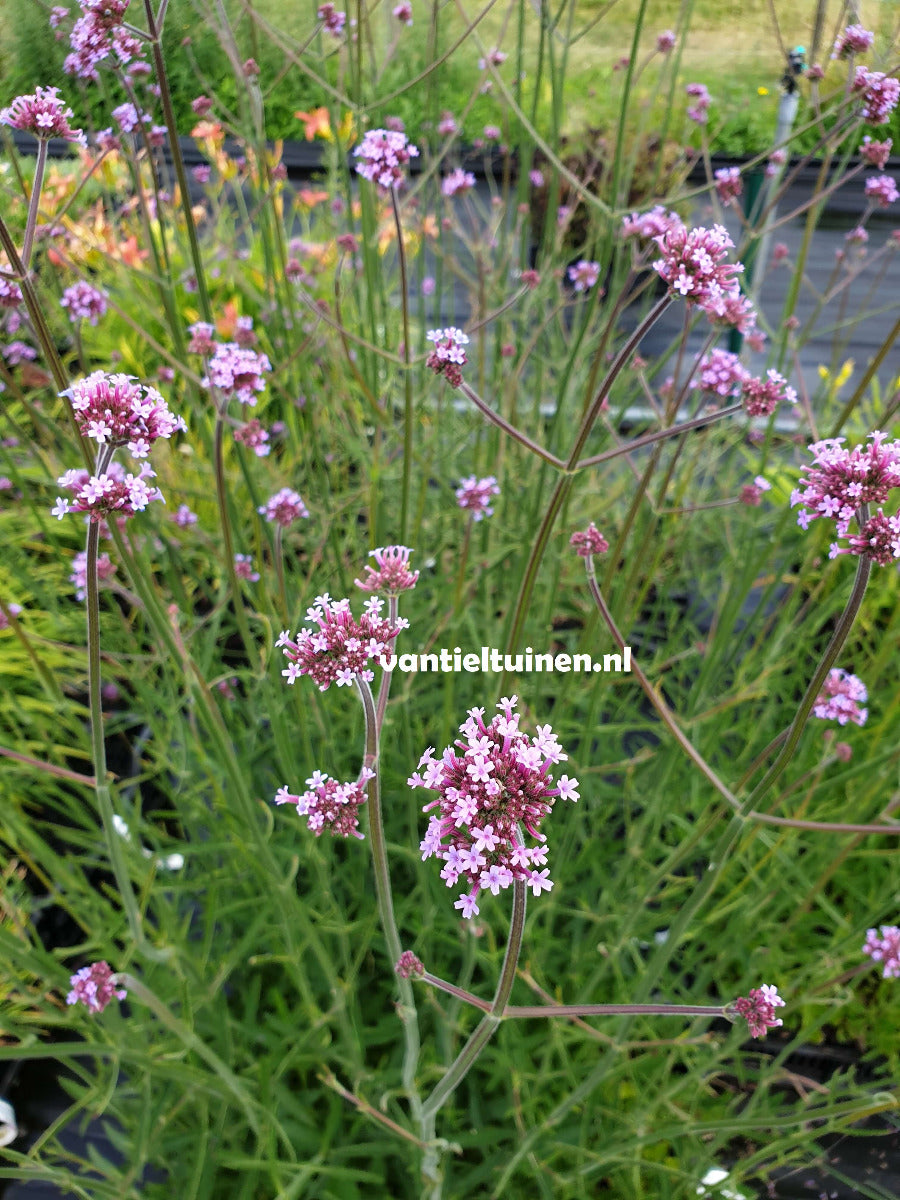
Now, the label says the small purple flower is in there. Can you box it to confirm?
[862,925,900,978]
[0,279,23,309]
[455,475,499,521]
[833,24,875,60]
[65,0,141,79]
[66,961,127,1013]
[715,166,742,204]
[728,985,785,1038]
[656,29,676,53]
[852,68,900,125]
[203,343,272,406]
[355,545,419,594]
[0,86,85,144]
[411,695,577,918]
[860,136,892,168]
[234,553,260,582]
[437,111,458,137]
[0,602,24,631]
[652,221,745,317]
[392,2,412,24]
[696,348,751,397]
[258,487,309,527]
[234,418,271,457]
[570,522,609,557]
[813,668,868,726]
[187,321,216,356]
[277,594,403,690]
[741,369,797,417]
[685,81,711,124]
[395,950,424,977]
[64,371,185,457]
[111,102,145,134]
[353,128,419,190]
[425,327,469,388]
[3,341,37,366]
[317,2,346,37]
[865,174,899,207]
[790,431,900,563]
[739,476,771,506]
[622,205,681,241]
[275,769,373,839]
[441,168,476,197]
[172,503,198,527]
[53,461,163,522]
[567,260,601,292]
[477,48,507,69]
[60,281,108,325]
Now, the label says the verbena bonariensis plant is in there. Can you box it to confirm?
[1,3,900,1198]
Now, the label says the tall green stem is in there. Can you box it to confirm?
[421,879,527,1126]
[743,548,872,809]
[391,189,414,542]
[85,450,154,954]
[355,676,423,1123]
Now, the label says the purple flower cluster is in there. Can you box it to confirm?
[685,81,711,124]
[860,136,892,168]
[739,476,771,506]
[567,260,601,292]
[652,222,744,312]
[234,553,259,582]
[852,68,900,125]
[412,696,579,919]
[234,418,270,457]
[862,925,900,978]
[257,487,309,527]
[832,24,875,59]
[741,369,797,417]
[791,431,900,563]
[274,769,373,839]
[425,327,469,388]
[0,86,85,144]
[317,2,346,36]
[395,950,425,977]
[569,522,609,557]
[53,461,162,522]
[64,371,184,456]
[60,281,107,324]
[622,206,681,241]
[455,474,500,521]
[65,0,144,79]
[729,985,785,1038]
[203,343,272,406]
[278,593,404,689]
[187,321,216,356]
[353,128,419,189]
[714,166,742,204]
[441,168,476,197]
[696,348,750,397]
[0,279,23,309]
[864,174,899,207]
[354,545,419,594]
[66,960,126,1013]
[813,668,868,726]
